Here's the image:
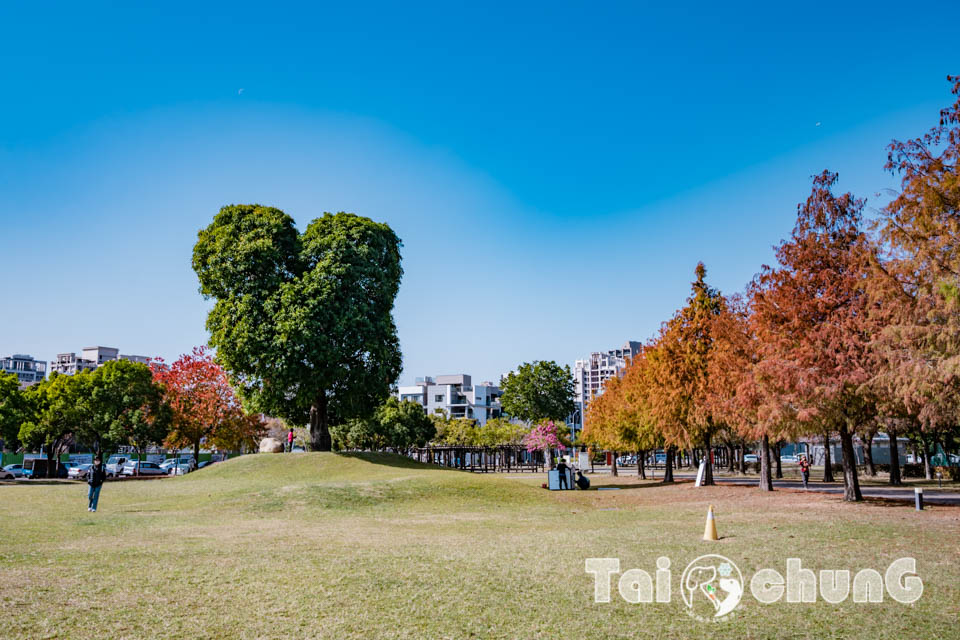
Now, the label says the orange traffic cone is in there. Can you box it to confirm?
[703,504,719,541]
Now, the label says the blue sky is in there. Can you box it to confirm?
[2,1,958,384]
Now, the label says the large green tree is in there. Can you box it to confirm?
[0,372,30,451]
[193,205,403,450]
[376,397,435,451]
[17,374,79,471]
[82,360,170,456]
[499,360,575,424]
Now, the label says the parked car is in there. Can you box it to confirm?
[104,455,129,477]
[168,462,192,476]
[743,454,759,463]
[161,456,196,471]
[68,463,93,480]
[3,464,26,478]
[1,467,15,480]
[780,455,798,464]
[121,460,165,476]
[2,463,33,478]
[57,462,79,478]
[197,459,218,470]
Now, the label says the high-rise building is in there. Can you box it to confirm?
[572,340,643,434]
[396,374,503,427]
[1,354,47,388]
[50,346,151,376]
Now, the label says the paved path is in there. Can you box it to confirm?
[671,473,960,506]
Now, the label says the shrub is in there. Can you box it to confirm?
[871,463,925,478]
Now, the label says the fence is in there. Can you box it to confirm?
[412,446,545,473]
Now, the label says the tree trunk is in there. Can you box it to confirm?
[758,435,773,491]
[194,440,201,468]
[774,441,783,479]
[309,392,332,451]
[739,443,746,474]
[702,434,714,486]
[727,444,735,473]
[691,448,699,469]
[822,431,835,482]
[838,422,863,502]
[638,450,646,479]
[889,429,902,486]
[863,432,876,476]
[611,451,618,477]
[921,435,933,480]
[663,447,674,483]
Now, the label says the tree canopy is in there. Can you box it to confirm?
[499,360,575,424]
[193,205,403,451]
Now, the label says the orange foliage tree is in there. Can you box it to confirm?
[152,346,261,460]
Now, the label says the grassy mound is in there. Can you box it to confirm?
[182,452,543,514]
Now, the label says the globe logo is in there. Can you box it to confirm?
[680,554,744,621]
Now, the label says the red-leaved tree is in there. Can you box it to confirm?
[152,347,250,461]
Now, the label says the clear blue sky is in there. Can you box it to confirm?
[2,1,958,384]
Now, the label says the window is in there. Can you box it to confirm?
[435,395,444,402]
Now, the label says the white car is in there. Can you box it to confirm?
[743,454,759,463]
[168,462,193,476]
[104,455,129,477]
[120,460,165,476]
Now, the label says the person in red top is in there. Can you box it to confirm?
[798,455,810,490]
[287,428,295,453]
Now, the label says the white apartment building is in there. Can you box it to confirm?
[1,354,47,388]
[573,340,643,429]
[396,374,503,427]
[50,346,151,375]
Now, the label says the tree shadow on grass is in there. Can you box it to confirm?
[592,480,693,491]
[334,451,459,471]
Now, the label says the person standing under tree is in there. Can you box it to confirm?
[557,458,569,490]
[287,428,295,452]
[87,457,106,512]
[798,455,810,490]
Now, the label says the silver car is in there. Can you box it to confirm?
[120,460,165,476]
[68,463,93,480]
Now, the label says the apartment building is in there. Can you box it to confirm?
[0,354,47,388]
[50,346,151,375]
[571,340,643,437]
[396,374,503,427]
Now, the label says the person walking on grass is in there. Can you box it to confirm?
[799,455,810,490]
[287,428,295,452]
[87,457,106,512]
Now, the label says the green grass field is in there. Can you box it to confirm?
[2,453,959,639]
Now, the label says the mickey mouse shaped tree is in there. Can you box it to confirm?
[192,205,403,451]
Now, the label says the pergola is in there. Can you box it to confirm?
[413,445,545,473]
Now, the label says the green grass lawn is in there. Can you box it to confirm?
[2,453,959,639]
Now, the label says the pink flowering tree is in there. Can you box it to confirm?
[523,420,564,469]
